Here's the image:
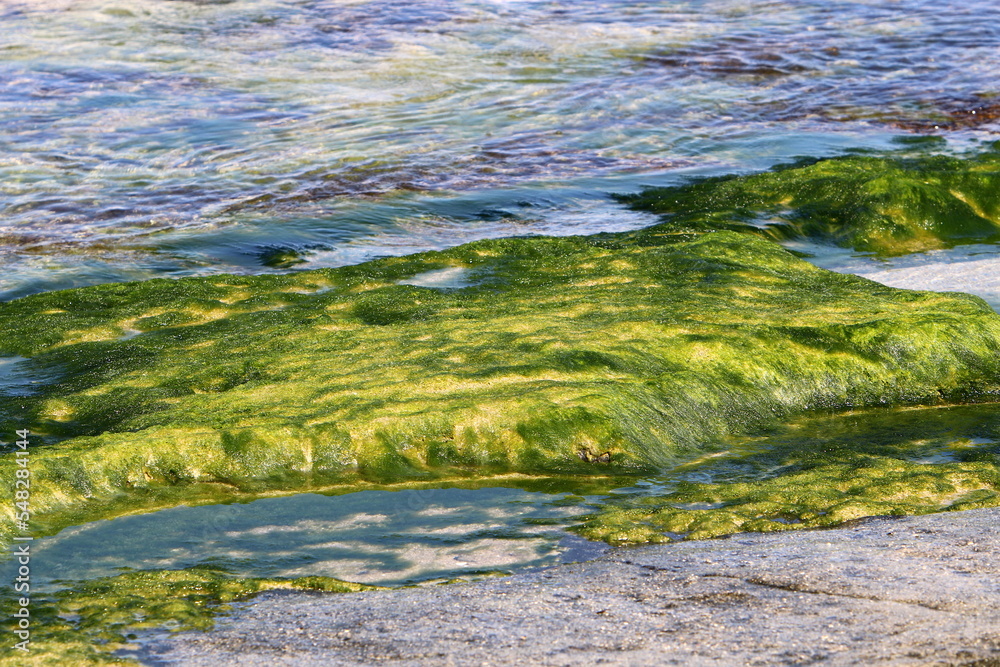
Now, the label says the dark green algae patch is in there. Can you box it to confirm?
[621,143,1000,256]
[0,567,378,666]
[578,402,1000,544]
[3,220,1000,546]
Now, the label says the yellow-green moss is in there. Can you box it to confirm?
[579,455,1000,544]
[621,144,1000,255]
[2,228,1000,543]
[0,566,378,666]
[578,403,1000,543]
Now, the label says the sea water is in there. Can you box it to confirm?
[4,0,1000,586]
[4,0,1000,300]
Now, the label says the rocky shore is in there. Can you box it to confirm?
[140,507,1000,666]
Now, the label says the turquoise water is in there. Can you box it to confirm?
[5,0,1000,589]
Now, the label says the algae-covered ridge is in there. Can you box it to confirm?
[3,147,1000,662]
[3,204,1000,542]
[621,141,1000,255]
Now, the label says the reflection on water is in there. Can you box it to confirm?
[788,240,1000,313]
[633,402,1000,492]
[9,487,604,591]
[3,0,1000,298]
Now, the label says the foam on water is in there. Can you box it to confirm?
[303,192,663,269]
[399,267,478,289]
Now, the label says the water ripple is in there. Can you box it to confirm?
[2,0,999,296]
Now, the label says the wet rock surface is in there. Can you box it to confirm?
[141,507,1000,666]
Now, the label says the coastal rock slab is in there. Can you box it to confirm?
[141,507,1000,666]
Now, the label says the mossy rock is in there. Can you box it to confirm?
[577,402,1000,544]
[621,144,1000,255]
[0,566,378,665]
[579,451,1000,545]
[2,225,1000,543]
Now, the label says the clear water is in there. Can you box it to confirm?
[4,0,1000,300]
[6,487,606,591]
[0,355,62,397]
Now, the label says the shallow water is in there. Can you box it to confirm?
[5,487,605,591]
[14,403,996,594]
[4,0,1000,299]
[0,355,62,397]
[791,241,1000,312]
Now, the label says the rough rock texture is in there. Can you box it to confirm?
[141,507,1000,666]
[0,571,377,666]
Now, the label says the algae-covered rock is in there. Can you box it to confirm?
[622,145,1000,255]
[0,566,377,665]
[2,227,1000,542]
[578,403,1000,544]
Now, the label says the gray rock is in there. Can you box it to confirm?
[139,508,1000,666]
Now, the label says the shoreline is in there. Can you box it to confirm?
[138,507,1000,666]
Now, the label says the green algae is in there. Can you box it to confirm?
[621,144,1000,255]
[2,226,1000,544]
[578,453,1000,544]
[1,154,1000,667]
[578,403,1000,544]
[0,566,378,666]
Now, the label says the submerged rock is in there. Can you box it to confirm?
[622,144,1000,255]
[2,226,999,542]
[891,98,1000,133]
